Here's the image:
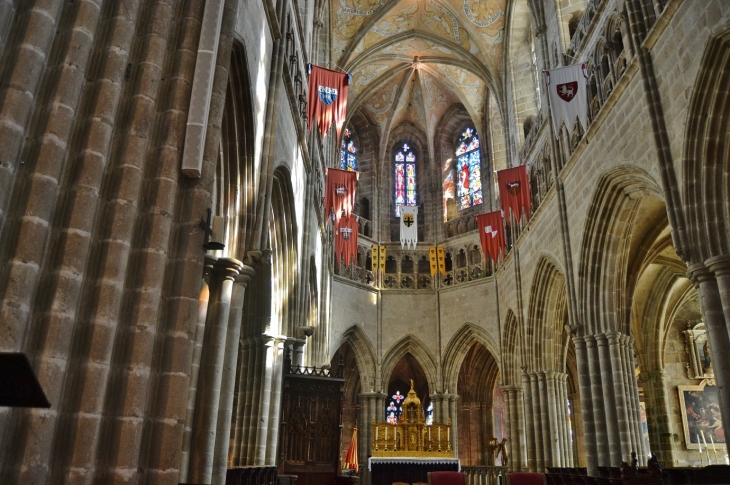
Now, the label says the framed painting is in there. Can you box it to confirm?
[678,379,725,449]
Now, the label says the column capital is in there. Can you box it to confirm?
[687,262,713,284]
[235,264,255,287]
[213,257,244,281]
[705,255,730,276]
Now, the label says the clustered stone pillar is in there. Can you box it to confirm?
[229,334,287,467]
[502,385,526,471]
[188,257,245,484]
[359,391,383,485]
[521,371,573,471]
[689,262,730,456]
[639,370,675,466]
[573,332,645,475]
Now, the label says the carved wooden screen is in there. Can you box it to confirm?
[279,366,344,485]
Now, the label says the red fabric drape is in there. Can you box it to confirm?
[307,65,349,139]
[335,215,358,266]
[476,211,505,265]
[324,168,357,224]
[497,166,531,223]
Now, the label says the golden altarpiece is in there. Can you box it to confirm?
[371,381,454,457]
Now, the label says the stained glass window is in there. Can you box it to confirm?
[385,390,405,424]
[340,127,357,171]
[454,127,483,211]
[394,143,417,217]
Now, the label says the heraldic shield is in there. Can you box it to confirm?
[318,85,338,105]
[403,213,415,227]
[556,81,578,102]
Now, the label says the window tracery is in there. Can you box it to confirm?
[453,127,483,211]
[394,143,417,217]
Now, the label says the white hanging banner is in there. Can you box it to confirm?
[545,64,589,137]
[399,205,418,249]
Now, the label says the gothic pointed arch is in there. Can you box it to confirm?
[526,256,568,373]
[577,166,664,335]
[501,310,522,387]
[381,334,439,393]
[216,41,258,258]
[269,166,299,337]
[442,322,500,394]
[331,325,377,392]
[683,29,730,263]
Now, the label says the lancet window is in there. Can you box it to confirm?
[394,143,417,217]
[340,127,357,171]
[454,127,483,210]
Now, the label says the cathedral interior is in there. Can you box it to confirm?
[1,0,730,484]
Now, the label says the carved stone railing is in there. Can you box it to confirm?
[443,213,478,239]
[462,466,507,485]
[566,0,604,57]
[519,111,544,162]
[334,241,493,289]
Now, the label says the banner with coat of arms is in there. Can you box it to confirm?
[476,211,505,265]
[324,168,358,225]
[545,63,589,137]
[307,64,350,139]
[335,215,358,266]
[497,166,531,223]
[399,205,418,249]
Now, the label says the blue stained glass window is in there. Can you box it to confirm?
[386,390,405,424]
[455,127,482,211]
[340,128,357,171]
[394,143,417,217]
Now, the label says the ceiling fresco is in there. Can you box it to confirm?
[332,0,508,142]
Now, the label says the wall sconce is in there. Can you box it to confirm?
[200,208,225,251]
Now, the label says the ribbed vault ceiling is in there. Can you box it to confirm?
[333,0,508,139]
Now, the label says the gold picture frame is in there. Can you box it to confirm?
[678,379,724,449]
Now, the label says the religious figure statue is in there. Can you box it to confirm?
[495,438,508,466]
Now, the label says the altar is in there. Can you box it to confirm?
[368,457,460,485]
[369,381,459,484]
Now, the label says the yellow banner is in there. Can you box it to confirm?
[372,245,387,273]
[437,247,446,276]
[429,247,438,278]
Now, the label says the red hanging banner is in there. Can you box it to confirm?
[497,166,531,223]
[307,65,349,140]
[324,168,358,225]
[335,215,358,267]
[476,211,505,265]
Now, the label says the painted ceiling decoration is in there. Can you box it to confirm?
[333,0,508,142]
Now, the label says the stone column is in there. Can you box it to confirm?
[212,265,254,483]
[291,338,306,367]
[450,394,459,455]
[265,337,286,465]
[255,336,277,465]
[574,335,598,474]
[181,256,216,480]
[537,372,551,468]
[622,334,646,464]
[607,332,632,463]
[569,391,585,467]
[640,370,674,465]
[596,334,622,465]
[189,257,244,484]
[521,374,537,471]
[689,262,730,455]
[545,371,560,466]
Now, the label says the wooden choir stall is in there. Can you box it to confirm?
[369,381,459,484]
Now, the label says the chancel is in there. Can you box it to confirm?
[1,1,730,485]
